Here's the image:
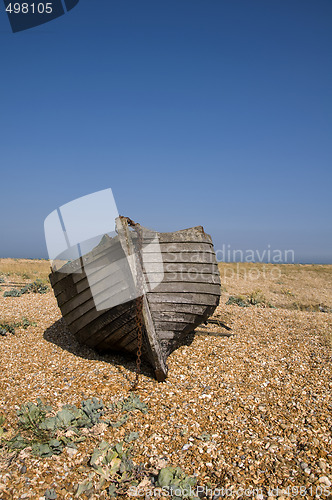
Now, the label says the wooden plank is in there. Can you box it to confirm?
[157,330,179,341]
[150,282,221,295]
[58,270,132,311]
[146,272,221,285]
[113,328,151,357]
[52,272,83,294]
[55,275,89,300]
[140,226,213,244]
[81,238,123,266]
[142,262,219,273]
[50,237,125,287]
[113,325,138,350]
[59,274,131,318]
[147,292,220,306]
[149,304,218,331]
[62,235,122,273]
[121,335,140,353]
[154,321,197,331]
[76,302,135,344]
[62,288,133,327]
[92,320,137,350]
[67,289,133,333]
[92,318,137,350]
[59,277,131,313]
[143,242,214,253]
[52,273,78,296]
[150,304,217,335]
[82,248,129,275]
[50,261,83,285]
[50,238,122,286]
[142,253,218,264]
[57,283,92,308]
[157,228,212,244]
[84,261,132,287]
[151,311,199,323]
[61,288,94,318]
[149,302,208,314]
[54,256,135,300]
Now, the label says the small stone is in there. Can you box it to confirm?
[318,460,327,472]
[20,465,27,474]
[256,494,264,500]
[319,476,331,487]
[155,458,167,469]
[65,447,78,458]
[300,461,308,470]
[304,467,311,474]
[137,477,151,488]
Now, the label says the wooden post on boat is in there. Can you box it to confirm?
[116,217,168,381]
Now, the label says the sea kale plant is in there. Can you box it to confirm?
[3,279,49,297]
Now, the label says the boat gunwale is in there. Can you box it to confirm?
[50,224,215,283]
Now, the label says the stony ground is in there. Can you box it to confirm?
[0,261,331,499]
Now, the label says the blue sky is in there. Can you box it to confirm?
[0,0,331,263]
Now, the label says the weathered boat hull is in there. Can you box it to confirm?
[49,218,221,380]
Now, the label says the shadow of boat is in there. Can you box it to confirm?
[43,318,196,383]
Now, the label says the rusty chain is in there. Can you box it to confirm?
[120,216,144,390]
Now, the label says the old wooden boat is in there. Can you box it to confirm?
[49,217,221,381]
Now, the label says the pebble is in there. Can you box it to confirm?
[300,461,308,470]
[319,476,331,487]
[318,460,327,472]
[65,447,78,458]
